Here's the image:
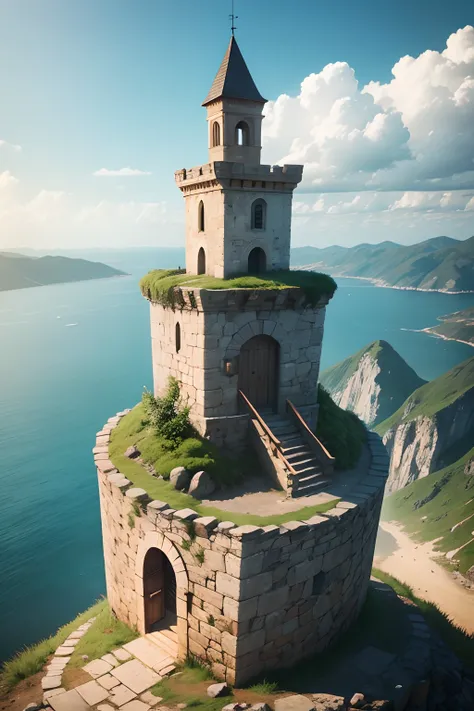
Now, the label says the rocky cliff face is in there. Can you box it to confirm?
[320,340,425,427]
[379,360,474,493]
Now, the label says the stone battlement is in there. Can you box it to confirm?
[96,411,387,685]
[175,161,304,187]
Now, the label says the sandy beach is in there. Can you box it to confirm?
[375,521,474,634]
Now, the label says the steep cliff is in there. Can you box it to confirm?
[376,357,474,493]
[320,340,425,427]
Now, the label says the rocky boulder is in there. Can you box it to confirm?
[124,445,140,459]
[207,682,230,698]
[170,466,191,491]
[188,470,215,498]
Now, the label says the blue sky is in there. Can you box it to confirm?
[0,0,473,250]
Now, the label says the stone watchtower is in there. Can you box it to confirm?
[148,36,333,469]
[96,34,388,691]
[175,36,303,279]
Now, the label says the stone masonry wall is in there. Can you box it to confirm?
[149,288,328,449]
[96,412,388,687]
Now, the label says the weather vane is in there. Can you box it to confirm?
[230,0,238,36]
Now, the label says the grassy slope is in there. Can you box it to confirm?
[109,406,338,526]
[139,269,337,307]
[382,448,474,573]
[374,569,474,671]
[375,355,474,436]
[0,600,104,691]
[316,385,367,470]
[0,253,125,291]
[426,307,474,345]
[66,602,137,670]
[320,340,426,425]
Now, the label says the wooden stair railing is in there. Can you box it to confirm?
[286,399,335,474]
[238,390,298,477]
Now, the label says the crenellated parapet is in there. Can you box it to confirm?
[175,161,304,194]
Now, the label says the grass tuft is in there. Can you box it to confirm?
[247,680,279,694]
[0,600,105,691]
[139,269,337,308]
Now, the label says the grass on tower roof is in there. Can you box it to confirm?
[139,268,337,307]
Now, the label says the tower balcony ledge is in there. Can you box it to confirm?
[175,161,304,187]
[140,269,336,312]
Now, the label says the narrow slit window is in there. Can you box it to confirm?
[175,322,181,353]
[198,200,205,232]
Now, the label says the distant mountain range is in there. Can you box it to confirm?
[0,252,126,292]
[291,235,474,293]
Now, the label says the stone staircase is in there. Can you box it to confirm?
[146,623,179,661]
[259,410,329,497]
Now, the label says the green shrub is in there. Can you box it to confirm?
[142,378,190,448]
[316,385,367,470]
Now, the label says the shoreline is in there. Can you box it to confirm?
[297,265,474,295]
[375,521,474,634]
[401,326,474,349]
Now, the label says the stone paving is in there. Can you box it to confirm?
[41,627,175,711]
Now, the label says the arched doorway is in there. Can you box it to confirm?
[143,547,177,633]
[248,247,266,274]
[197,247,206,275]
[238,335,279,410]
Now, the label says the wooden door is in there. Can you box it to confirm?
[238,335,279,409]
[143,548,165,632]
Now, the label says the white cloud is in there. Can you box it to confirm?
[263,25,474,193]
[0,172,179,249]
[93,167,152,177]
[0,139,22,152]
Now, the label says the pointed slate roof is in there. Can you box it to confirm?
[202,36,267,106]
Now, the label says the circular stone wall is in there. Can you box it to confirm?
[95,411,388,686]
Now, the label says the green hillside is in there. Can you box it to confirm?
[0,252,126,292]
[376,356,474,436]
[425,307,474,345]
[383,448,474,574]
[291,235,474,292]
[320,340,426,425]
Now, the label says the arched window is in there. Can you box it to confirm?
[175,322,181,353]
[198,200,205,232]
[251,198,266,230]
[197,247,206,275]
[248,247,267,274]
[235,121,250,146]
[212,121,220,147]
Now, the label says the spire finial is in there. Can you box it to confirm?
[230,0,238,36]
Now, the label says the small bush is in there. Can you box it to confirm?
[316,385,367,470]
[142,377,190,448]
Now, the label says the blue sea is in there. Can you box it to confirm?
[1,249,473,663]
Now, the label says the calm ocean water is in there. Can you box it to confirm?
[1,251,473,662]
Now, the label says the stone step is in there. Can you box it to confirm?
[290,457,321,471]
[294,470,325,485]
[289,464,320,477]
[123,636,172,673]
[147,631,178,658]
[292,478,329,497]
[283,445,308,457]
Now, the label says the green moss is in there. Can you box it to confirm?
[316,385,367,470]
[139,268,337,308]
[0,600,104,691]
[109,404,339,525]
